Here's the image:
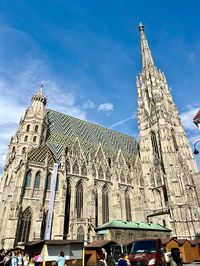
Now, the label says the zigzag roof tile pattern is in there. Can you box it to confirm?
[46,109,138,162]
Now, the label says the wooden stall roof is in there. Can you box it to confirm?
[21,240,84,246]
[161,238,172,245]
[85,240,117,249]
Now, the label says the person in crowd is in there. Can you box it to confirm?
[118,253,127,266]
[56,251,65,266]
[17,252,24,266]
[3,251,12,266]
[0,250,5,266]
[97,253,107,266]
[33,254,42,266]
[23,254,29,266]
[170,248,182,266]
[10,252,18,266]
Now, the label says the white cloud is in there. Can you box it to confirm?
[83,100,96,110]
[180,106,199,131]
[98,102,114,111]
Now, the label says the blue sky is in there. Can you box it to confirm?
[0,0,200,173]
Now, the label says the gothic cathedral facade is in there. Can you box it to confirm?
[0,25,200,248]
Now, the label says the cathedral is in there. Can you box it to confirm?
[0,24,200,249]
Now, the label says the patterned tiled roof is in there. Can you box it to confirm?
[46,109,137,162]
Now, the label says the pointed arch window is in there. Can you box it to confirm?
[56,175,59,191]
[33,136,37,143]
[34,172,41,189]
[151,131,160,157]
[26,125,30,132]
[24,135,28,142]
[35,125,39,133]
[46,173,51,191]
[125,190,132,221]
[171,129,178,151]
[75,181,83,219]
[22,147,26,154]
[24,171,31,187]
[77,226,84,241]
[17,207,32,243]
[102,185,109,224]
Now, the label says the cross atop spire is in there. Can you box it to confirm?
[139,23,155,69]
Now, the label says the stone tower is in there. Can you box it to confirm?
[0,86,48,247]
[137,23,200,239]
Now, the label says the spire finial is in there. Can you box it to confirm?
[31,83,47,105]
[139,22,144,32]
[139,23,154,69]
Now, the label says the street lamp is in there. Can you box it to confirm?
[193,140,200,155]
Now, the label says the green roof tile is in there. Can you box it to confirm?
[95,220,171,232]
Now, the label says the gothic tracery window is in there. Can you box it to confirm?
[125,190,132,221]
[46,173,51,190]
[77,226,84,241]
[24,171,31,187]
[34,172,41,188]
[102,185,109,224]
[75,181,83,219]
[151,131,160,157]
[56,175,59,191]
[17,207,32,243]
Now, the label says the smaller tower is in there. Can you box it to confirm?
[4,84,47,168]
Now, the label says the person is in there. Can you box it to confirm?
[33,254,42,266]
[56,251,65,266]
[3,251,12,266]
[118,254,127,266]
[23,254,29,266]
[97,253,107,266]
[17,252,24,266]
[10,252,18,266]
[170,248,182,266]
[101,248,107,261]
[0,250,5,266]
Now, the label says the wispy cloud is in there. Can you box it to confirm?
[98,103,114,111]
[180,106,199,131]
[83,100,96,110]
[109,113,136,129]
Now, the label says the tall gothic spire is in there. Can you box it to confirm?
[139,22,154,69]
